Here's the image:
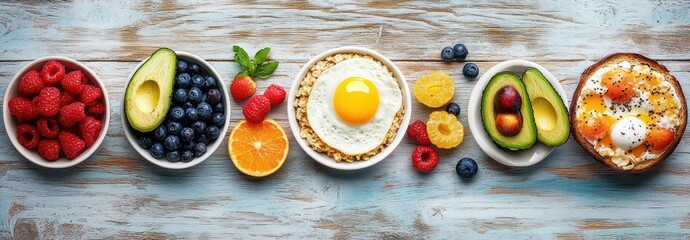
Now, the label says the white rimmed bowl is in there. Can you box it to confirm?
[3,56,111,168]
[287,46,412,170]
[467,59,568,167]
[121,51,230,169]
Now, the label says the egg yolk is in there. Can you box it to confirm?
[333,77,379,125]
[602,69,635,103]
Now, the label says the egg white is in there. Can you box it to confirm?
[306,58,402,155]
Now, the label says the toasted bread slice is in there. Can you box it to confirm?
[570,53,687,173]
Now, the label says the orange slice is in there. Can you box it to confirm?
[228,118,289,177]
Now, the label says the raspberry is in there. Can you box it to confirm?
[61,70,84,95]
[16,124,40,150]
[41,60,65,85]
[79,116,102,147]
[37,117,60,139]
[17,70,44,97]
[60,93,76,106]
[38,139,60,161]
[230,76,256,102]
[36,87,61,117]
[8,97,37,122]
[87,101,105,115]
[426,111,464,149]
[80,85,102,105]
[58,102,86,128]
[242,95,271,123]
[411,145,439,173]
[263,84,286,107]
[59,131,85,159]
[406,120,431,145]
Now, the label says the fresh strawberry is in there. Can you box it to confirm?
[8,97,37,122]
[263,84,286,106]
[243,95,271,123]
[59,131,85,159]
[61,70,84,95]
[17,70,44,97]
[80,85,102,105]
[407,120,431,145]
[230,76,256,102]
[41,60,65,85]
[79,116,102,147]
[16,124,40,150]
[411,146,439,173]
[37,117,60,139]
[36,87,61,117]
[38,139,60,161]
[58,102,86,128]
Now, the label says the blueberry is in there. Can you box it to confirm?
[188,87,203,103]
[173,88,188,103]
[167,121,182,135]
[181,150,194,162]
[150,142,165,159]
[166,150,181,162]
[180,127,195,142]
[153,126,167,141]
[462,63,479,79]
[196,135,209,145]
[204,76,217,89]
[192,121,207,135]
[210,112,225,126]
[169,106,185,122]
[185,107,198,121]
[183,140,195,150]
[213,103,224,113]
[164,135,180,150]
[446,102,461,116]
[197,102,213,120]
[456,158,478,178]
[453,43,469,60]
[189,63,201,75]
[176,73,191,88]
[191,74,204,88]
[194,143,207,157]
[137,136,153,149]
[207,89,221,104]
[183,102,194,109]
[177,60,189,73]
[206,126,220,140]
[441,47,454,62]
[200,94,208,103]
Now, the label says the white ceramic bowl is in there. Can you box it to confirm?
[467,59,568,167]
[3,56,111,168]
[287,46,412,170]
[121,51,230,169]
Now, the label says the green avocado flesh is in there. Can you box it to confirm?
[522,67,570,147]
[125,48,176,132]
[481,72,537,150]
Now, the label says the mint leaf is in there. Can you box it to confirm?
[254,61,279,78]
[253,47,271,66]
[233,45,252,71]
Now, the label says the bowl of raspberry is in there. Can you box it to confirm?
[3,57,110,168]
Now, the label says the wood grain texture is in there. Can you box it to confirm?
[1,0,690,239]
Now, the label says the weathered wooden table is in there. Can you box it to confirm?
[2,1,689,239]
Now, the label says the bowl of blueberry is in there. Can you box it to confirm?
[121,49,230,169]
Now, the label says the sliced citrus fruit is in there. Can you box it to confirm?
[228,118,289,177]
[413,71,455,108]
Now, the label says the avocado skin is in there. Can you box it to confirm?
[125,48,177,132]
[522,67,570,147]
[481,72,537,150]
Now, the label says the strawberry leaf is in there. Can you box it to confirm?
[255,61,279,79]
[253,47,271,66]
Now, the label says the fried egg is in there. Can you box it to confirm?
[306,58,402,155]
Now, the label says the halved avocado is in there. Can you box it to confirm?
[522,67,570,146]
[125,48,176,132]
[481,72,537,150]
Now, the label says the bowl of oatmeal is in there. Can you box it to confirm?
[287,47,411,170]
